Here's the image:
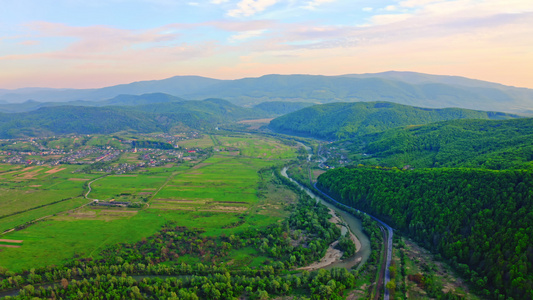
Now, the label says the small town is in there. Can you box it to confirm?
[0,132,208,174]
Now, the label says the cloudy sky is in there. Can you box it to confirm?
[1,0,532,89]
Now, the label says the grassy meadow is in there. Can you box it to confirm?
[0,133,299,272]
[217,135,297,159]
[0,164,98,231]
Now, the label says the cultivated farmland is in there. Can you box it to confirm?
[0,133,300,271]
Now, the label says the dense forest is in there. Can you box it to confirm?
[268,101,519,139]
[318,167,533,299]
[0,99,266,138]
[350,117,533,170]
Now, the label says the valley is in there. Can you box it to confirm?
[0,82,532,299]
[3,0,533,297]
[0,125,490,299]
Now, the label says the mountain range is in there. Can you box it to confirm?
[2,71,533,114]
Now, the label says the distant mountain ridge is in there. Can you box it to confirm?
[0,93,186,113]
[1,72,533,114]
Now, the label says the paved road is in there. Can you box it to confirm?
[313,182,393,300]
[298,142,393,298]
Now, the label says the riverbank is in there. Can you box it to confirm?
[280,167,371,271]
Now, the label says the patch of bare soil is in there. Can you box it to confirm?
[0,245,20,248]
[0,239,23,243]
[298,241,343,271]
[155,198,211,203]
[403,238,472,297]
[18,169,43,179]
[211,206,248,211]
[328,209,362,252]
[312,170,326,181]
[45,167,66,174]
[297,208,364,271]
[191,163,212,170]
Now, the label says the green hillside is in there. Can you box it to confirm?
[268,101,519,139]
[318,167,533,299]
[354,117,533,170]
[0,99,266,138]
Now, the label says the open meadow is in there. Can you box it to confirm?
[0,134,299,271]
[0,164,98,232]
[217,134,296,159]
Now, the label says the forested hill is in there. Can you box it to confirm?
[317,167,533,299]
[268,101,519,139]
[0,99,266,138]
[355,117,533,170]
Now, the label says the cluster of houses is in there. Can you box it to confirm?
[91,199,130,207]
[1,133,209,176]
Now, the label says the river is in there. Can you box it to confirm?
[280,167,371,270]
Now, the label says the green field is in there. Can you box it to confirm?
[0,165,98,231]
[217,135,297,159]
[89,174,169,201]
[0,209,167,271]
[0,134,299,272]
[177,136,214,148]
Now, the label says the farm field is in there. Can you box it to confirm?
[0,134,299,272]
[0,164,98,230]
[88,174,169,202]
[217,135,297,159]
[176,135,214,148]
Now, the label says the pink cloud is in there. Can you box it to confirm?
[26,21,179,54]
[18,40,41,46]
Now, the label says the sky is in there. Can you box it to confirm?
[1,0,532,89]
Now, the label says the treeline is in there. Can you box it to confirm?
[318,167,533,299]
[359,117,533,170]
[131,140,174,149]
[2,268,356,300]
[0,167,361,299]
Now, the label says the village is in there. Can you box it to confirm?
[0,132,208,174]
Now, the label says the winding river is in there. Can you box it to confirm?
[280,167,371,270]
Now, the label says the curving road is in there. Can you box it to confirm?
[84,175,107,200]
[313,182,393,300]
[296,142,393,299]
